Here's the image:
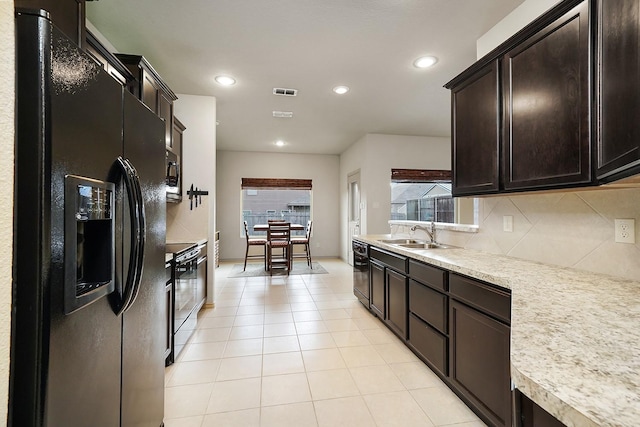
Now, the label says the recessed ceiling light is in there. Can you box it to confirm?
[413,56,438,69]
[215,75,236,86]
[333,86,350,95]
[275,140,286,147]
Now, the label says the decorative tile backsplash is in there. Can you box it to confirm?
[437,188,640,281]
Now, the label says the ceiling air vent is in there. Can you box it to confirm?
[273,88,298,96]
[272,111,294,118]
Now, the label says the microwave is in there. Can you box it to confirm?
[166,150,181,202]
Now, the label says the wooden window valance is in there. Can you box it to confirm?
[241,178,312,190]
[391,169,452,183]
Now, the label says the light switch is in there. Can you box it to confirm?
[503,215,513,232]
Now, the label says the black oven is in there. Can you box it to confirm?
[352,240,370,309]
[166,242,207,361]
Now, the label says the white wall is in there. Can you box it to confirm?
[216,151,340,262]
[0,1,12,422]
[339,133,451,261]
[170,95,217,304]
[476,0,562,58]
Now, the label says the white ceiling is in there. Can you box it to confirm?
[86,0,524,155]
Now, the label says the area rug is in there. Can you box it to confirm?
[228,261,328,278]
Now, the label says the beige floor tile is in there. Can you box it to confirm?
[293,310,323,322]
[223,338,263,358]
[411,387,483,426]
[290,302,317,311]
[363,391,434,427]
[295,320,328,334]
[349,365,405,395]
[331,330,371,347]
[260,402,318,427]
[324,318,360,332]
[229,325,264,340]
[373,342,420,364]
[214,298,241,308]
[167,359,221,386]
[362,328,397,345]
[163,415,203,427]
[263,335,300,354]
[198,315,235,329]
[233,314,265,326]
[262,351,305,376]
[263,322,297,337]
[206,377,261,414]
[264,303,292,313]
[236,305,265,315]
[389,362,446,390]
[191,327,231,343]
[339,345,386,368]
[307,368,360,400]
[216,355,263,381]
[319,308,351,320]
[264,312,294,324]
[447,421,488,427]
[206,306,238,317]
[261,373,312,406]
[165,383,214,419]
[314,301,345,310]
[180,342,226,362]
[314,396,376,427]
[298,333,337,350]
[288,295,315,303]
[201,408,260,427]
[352,316,384,330]
[302,348,347,372]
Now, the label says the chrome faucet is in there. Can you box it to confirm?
[410,222,436,243]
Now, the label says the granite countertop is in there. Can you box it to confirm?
[355,234,640,427]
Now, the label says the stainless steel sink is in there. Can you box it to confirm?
[378,239,427,244]
[396,242,449,249]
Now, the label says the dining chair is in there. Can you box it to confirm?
[266,222,291,275]
[243,221,267,271]
[291,220,312,268]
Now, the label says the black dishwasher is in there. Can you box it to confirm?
[352,240,370,309]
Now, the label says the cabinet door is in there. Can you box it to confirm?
[503,0,591,191]
[142,72,160,113]
[597,0,640,181]
[386,269,408,339]
[450,300,511,427]
[370,261,385,319]
[517,390,566,427]
[160,92,174,148]
[451,60,500,196]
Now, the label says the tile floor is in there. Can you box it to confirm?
[164,258,487,427]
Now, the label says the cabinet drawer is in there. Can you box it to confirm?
[409,314,448,377]
[370,247,407,273]
[449,274,510,324]
[409,259,447,292]
[409,279,447,334]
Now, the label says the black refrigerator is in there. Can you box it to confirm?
[11,9,166,427]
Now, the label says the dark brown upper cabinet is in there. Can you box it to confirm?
[445,0,600,196]
[503,0,591,191]
[115,54,178,148]
[450,61,501,196]
[596,0,640,182]
[16,0,86,47]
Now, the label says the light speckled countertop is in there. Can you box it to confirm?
[355,234,640,427]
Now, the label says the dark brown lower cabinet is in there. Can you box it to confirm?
[370,260,385,319]
[516,390,567,427]
[408,314,448,377]
[450,300,511,427]
[386,269,408,339]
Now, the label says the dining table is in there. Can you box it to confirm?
[253,223,305,231]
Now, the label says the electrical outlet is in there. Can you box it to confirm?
[615,219,635,244]
[503,215,513,232]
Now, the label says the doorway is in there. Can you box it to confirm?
[347,170,361,266]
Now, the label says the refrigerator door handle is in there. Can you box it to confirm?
[123,159,146,313]
[111,157,143,316]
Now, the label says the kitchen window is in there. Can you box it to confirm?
[241,178,312,237]
[390,169,454,223]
